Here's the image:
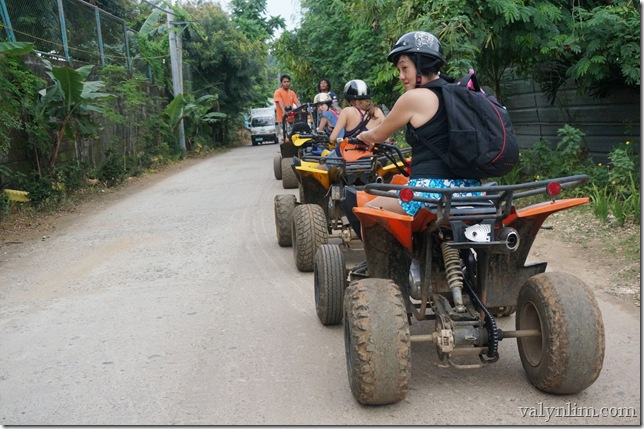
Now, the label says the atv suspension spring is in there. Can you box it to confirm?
[462,275,499,362]
[441,242,466,313]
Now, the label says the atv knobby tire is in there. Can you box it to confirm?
[274,194,296,247]
[314,244,346,325]
[343,278,411,405]
[273,155,282,180]
[292,204,328,272]
[281,157,298,189]
[516,272,605,394]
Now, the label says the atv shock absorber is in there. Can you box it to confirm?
[441,242,466,313]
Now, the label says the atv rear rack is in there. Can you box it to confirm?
[363,174,589,224]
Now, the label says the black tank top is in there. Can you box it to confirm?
[405,80,455,179]
[345,107,370,137]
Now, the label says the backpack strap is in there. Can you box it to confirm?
[421,77,448,89]
[422,74,480,91]
[412,77,453,167]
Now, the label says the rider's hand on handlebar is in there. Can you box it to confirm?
[348,136,372,151]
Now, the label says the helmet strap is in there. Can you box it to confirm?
[415,55,422,88]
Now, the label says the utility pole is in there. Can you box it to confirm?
[167,4,186,151]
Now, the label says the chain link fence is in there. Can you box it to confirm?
[0,0,171,176]
[0,0,131,69]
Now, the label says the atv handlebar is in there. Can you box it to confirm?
[282,103,315,123]
[345,138,411,176]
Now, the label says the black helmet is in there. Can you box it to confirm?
[387,31,445,65]
[343,79,370,100]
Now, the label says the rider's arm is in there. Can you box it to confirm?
[329,108,350,142]
[358,90,438,148]
[357,93,414,148]
[317,116,329,133]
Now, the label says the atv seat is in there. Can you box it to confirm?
[353,183,499,250]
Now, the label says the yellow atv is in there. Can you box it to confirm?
[274,139,411,272]
[273,103,317,188]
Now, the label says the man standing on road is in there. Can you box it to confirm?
[274,74,300,142]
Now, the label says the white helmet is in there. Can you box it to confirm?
[343,79,370,100]
[314,92,332,105]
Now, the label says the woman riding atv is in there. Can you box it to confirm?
[314,92,342,138]
[355,31,482,215]
[328,79,384,152]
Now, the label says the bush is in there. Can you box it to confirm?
[96,147,127,187]
[516,128,640,226]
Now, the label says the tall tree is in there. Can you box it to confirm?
[182,1,269,115]
[230,0,285,43]
[273,0,390,105]
[274,0,639,105]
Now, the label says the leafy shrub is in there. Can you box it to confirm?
[96,147,126,187]
[512,126,639,226]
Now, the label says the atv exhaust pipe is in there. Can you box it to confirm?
[497,227,520,251]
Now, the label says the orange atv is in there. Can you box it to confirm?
[313,160,604,405]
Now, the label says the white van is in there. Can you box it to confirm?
[249,107,277,145]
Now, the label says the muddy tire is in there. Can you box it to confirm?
[274,194,296,247]
[343,278,411,405]
[292,204,328,272]
[281,157,298,189]
[489,305,516,317]
[314,244,346,325]
[298,184,306,204]
[516,272,605,394]
[273,155,282,180]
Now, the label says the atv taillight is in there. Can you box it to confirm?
[399,187,414,202]
[546,182,562,196]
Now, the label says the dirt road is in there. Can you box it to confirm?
[0,144,640,425]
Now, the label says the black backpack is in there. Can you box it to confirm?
[425,73,519,179]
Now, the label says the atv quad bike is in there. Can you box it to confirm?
[273,103,317,188]
[275,140,411,273]
[313,161,604,405]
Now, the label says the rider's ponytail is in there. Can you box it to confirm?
[355,99,379,120]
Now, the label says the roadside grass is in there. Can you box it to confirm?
[543,204,640,304]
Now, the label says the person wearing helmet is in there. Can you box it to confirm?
[328,79,384,145]
[356,31,482,215]
[314,92,343,138]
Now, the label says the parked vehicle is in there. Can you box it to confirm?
[249,107,277,146]
[313,151,605,404]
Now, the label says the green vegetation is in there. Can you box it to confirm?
[274,0,639,105]
[499,126,640,227]
[0,0,280,215]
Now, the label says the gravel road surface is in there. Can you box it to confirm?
[0,144,639,425]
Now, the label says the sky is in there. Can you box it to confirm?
[217,0,302,36]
